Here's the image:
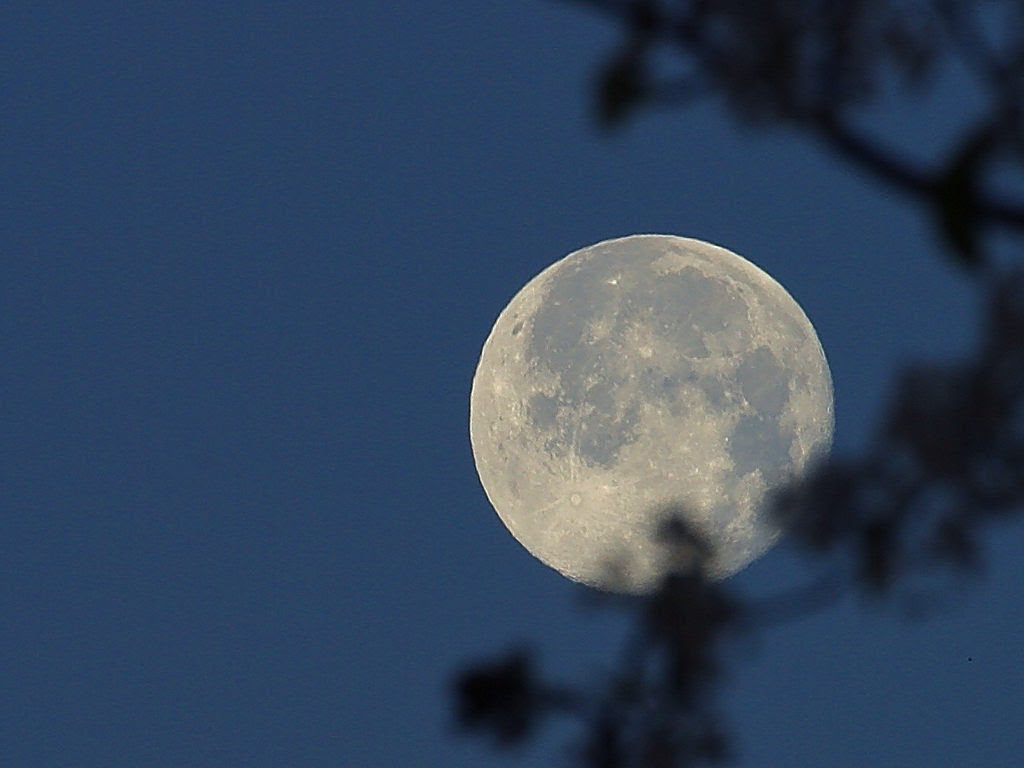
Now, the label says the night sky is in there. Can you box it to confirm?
[4,3,1022,766]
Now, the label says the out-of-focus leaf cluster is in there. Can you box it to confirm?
[453,517,740,766]
[775,271,1024,607]
[592,0,942,125]
[581,0,1024,269]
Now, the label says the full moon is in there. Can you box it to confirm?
[469,235,833,592]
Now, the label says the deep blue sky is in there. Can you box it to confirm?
[4,3,1021,766]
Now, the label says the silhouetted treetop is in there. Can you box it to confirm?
[571,0,1024,266]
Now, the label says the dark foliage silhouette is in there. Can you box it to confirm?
[452,2,1024,765]
[454,516,741,765]
[577,0,1024,267]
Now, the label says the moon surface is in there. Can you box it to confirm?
[469,235,833,592]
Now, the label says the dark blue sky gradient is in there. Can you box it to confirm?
[4,3,1021,766]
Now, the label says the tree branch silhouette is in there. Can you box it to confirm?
[570,0,1024,265]
[451,2,1024,765]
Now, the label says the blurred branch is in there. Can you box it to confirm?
[453,552,742,766]
[811,110,932,198]
[565,0,1024,266]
